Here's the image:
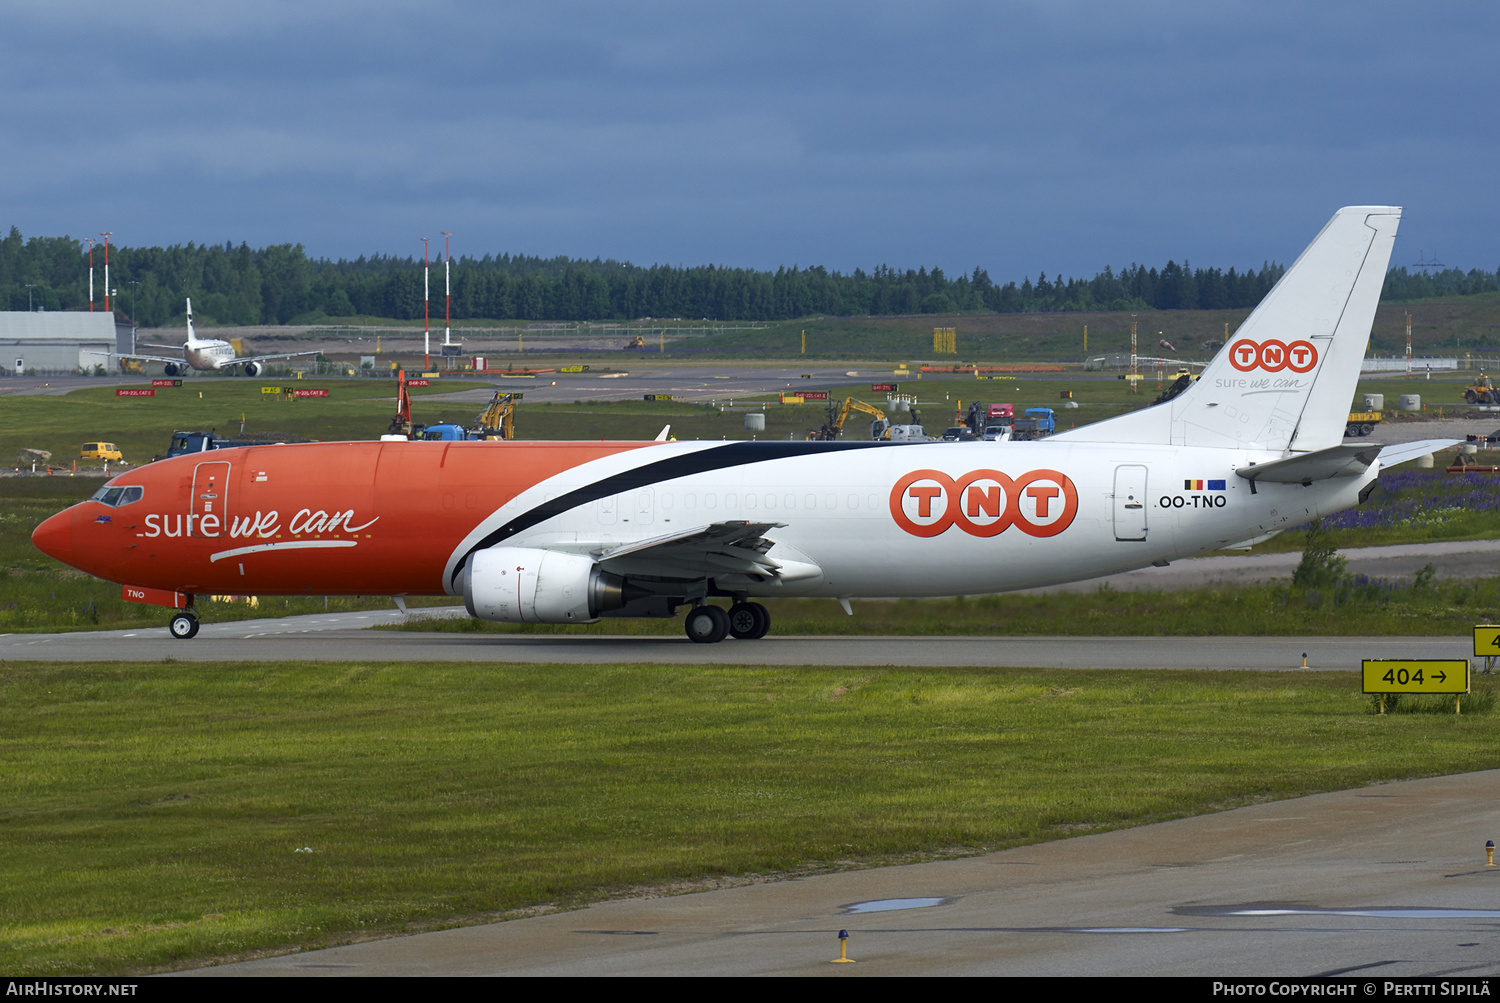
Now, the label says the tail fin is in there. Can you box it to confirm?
[1054,206,1401,453]
[185,298,197,345]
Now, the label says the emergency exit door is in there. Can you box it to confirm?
[1113,465,1148,541]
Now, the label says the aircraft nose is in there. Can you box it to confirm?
[31,509,74,566]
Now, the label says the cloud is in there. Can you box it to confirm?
[0,1,1495,276]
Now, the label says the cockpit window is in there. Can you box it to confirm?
[89,485,144,507]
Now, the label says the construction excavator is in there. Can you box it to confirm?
[475,390,518,439]
[807,396,898,441]
[382,371,519,440]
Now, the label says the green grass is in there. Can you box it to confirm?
[2,660,1496,974]
[0,379,492,469]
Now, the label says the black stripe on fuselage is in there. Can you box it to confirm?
[452,439,894,585]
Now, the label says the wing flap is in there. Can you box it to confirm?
[595,520,791,578]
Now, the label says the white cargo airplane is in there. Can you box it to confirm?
[119,298,320,376]
[36,207,1454,642]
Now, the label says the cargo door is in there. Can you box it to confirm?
[1113,465,1148,541]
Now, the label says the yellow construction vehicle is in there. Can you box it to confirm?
[1345,411,1382,437]
[475,390,519,439]
[1463,374,1498,405]
[807,397,892,440]
[625,334,646,350]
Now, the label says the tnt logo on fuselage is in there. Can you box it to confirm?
[890,468,1078,539]
[1229,338,1318,374]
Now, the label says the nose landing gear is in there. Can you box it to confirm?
[168,608,200,639]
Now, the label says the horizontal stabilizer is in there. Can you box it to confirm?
[1237,438,1460,486]
[1377,439,1461,468]
[1236,443,1382,484]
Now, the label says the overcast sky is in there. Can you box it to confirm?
[1,1,1493,281]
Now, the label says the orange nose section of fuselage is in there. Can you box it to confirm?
[31,508,75,567]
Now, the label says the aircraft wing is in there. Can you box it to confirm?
[237,349,323,364]
[592,520,795,578]
[107,351,185,365]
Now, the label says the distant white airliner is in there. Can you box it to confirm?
[119,299,320,376]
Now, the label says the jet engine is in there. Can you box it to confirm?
[463,547,635,623]
[163,363,179,376]
[243,361,261,377]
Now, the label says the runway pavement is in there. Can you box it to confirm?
[0,618,1471,670]
[183,769,1500,977]
[1,539,1486,666]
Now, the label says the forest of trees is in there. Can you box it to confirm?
[0,226,1493,327]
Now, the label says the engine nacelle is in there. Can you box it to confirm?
[243,361,262,377]
[163,363,178,376]
[463,547,629,623]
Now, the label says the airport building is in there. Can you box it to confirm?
[0,311,133,375]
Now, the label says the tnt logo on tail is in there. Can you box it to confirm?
[1229,338,1318,374]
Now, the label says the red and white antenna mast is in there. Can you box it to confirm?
[100,232,112,313]
[422,237,431,371]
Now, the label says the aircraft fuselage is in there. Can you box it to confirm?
[35,438,1370,600]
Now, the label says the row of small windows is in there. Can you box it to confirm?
[676,491,881,512]
[602,490,882,512]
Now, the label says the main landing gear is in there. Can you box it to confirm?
[684,602,771,643]
[168,608,200,639]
